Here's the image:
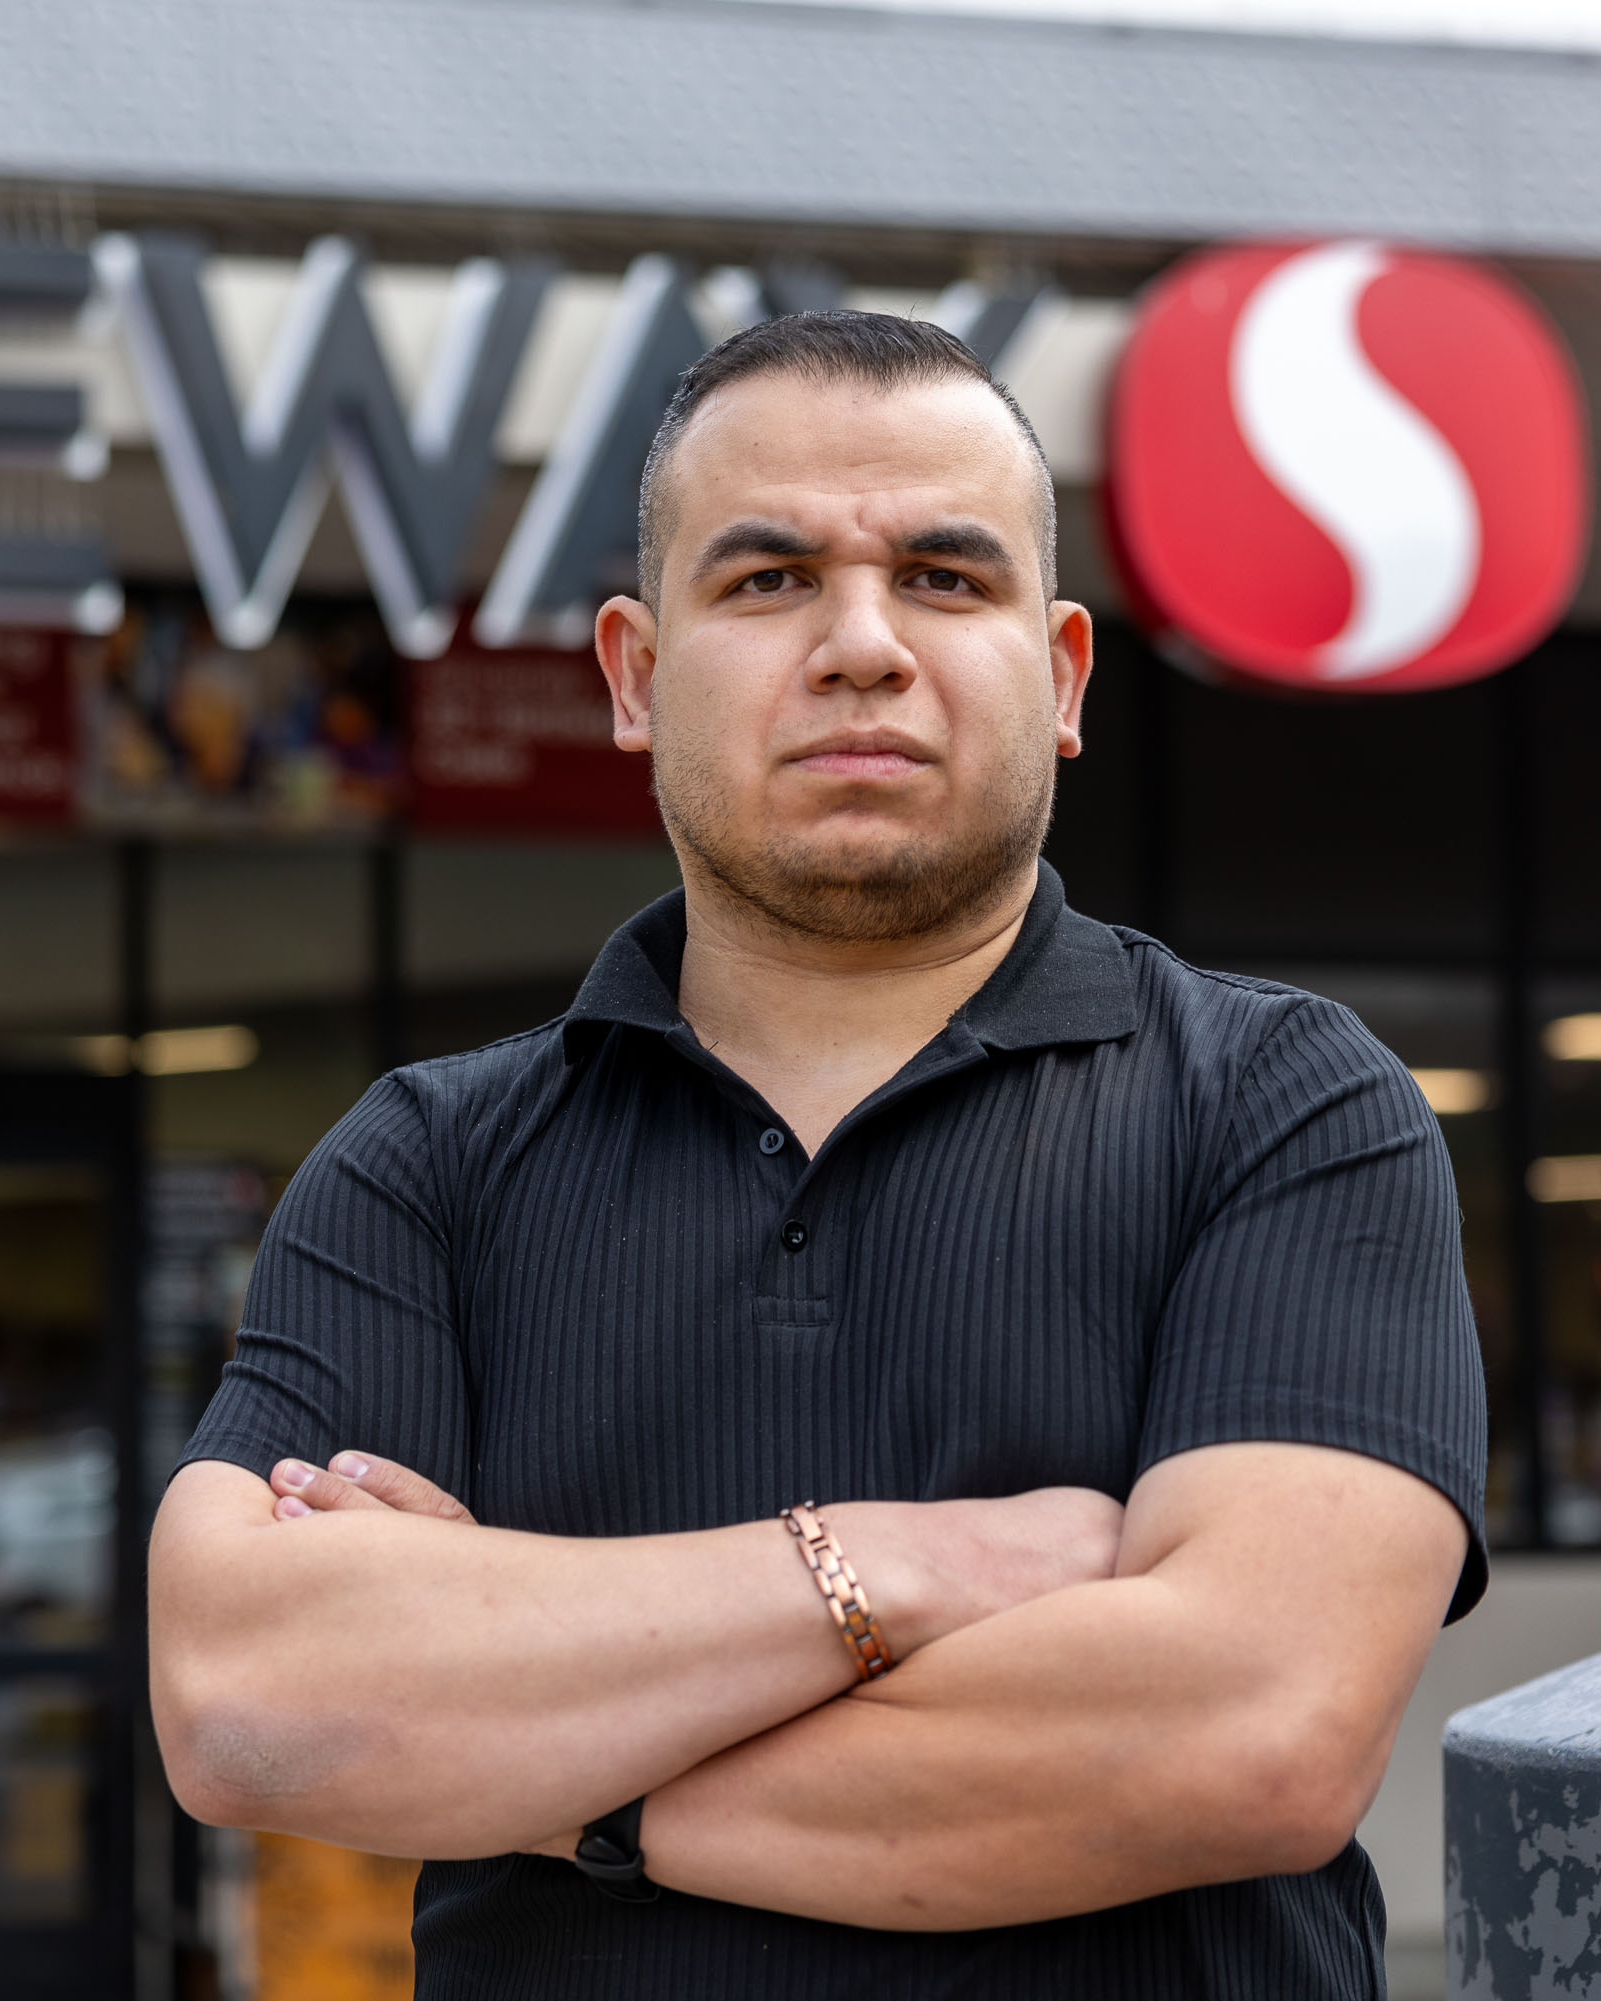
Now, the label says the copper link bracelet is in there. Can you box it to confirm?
[780,1501,894,1682]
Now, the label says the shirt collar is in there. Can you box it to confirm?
[562,858,1136,1063]
[958,859,1138,1050]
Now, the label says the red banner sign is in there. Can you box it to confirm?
[0,628,76,822]
[407,639,659,837]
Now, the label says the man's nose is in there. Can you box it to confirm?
[803,580,918,692]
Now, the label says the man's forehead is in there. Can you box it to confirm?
[673,372,1038,530]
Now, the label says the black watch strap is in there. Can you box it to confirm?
[574,1796,658,1902]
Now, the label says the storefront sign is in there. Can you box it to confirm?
[1103,241,1591,691]
[0,628,77,821]
[408,636,658,836]
[92,236,1043,660]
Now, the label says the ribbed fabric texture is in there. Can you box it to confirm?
[180,861,1487,2000]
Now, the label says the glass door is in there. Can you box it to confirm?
[0,1071,139,2001]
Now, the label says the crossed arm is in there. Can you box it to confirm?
[150,1439,1465,1929]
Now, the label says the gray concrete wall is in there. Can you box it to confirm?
[0,1,1599,255]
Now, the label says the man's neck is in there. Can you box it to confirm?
[675,866,1037,1158]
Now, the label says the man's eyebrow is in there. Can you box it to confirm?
[690,520,824,582]
[893,522,1016,572]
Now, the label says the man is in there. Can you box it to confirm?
[151,312,1486,1998]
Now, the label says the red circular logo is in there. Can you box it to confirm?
[1103,241,1592,692]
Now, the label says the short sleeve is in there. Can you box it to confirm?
[174,1071,471,1502]
[1137,997,1488,1621]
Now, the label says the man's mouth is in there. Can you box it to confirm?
[788,733,934,780]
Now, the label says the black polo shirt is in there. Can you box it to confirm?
[180,860,1487,2001]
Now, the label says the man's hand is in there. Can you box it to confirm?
[268,1452,477,1525]
[891,1487,1125,1636]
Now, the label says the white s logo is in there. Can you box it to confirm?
[1229,241,1482,681]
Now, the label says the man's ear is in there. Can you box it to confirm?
[1048,601,1093,759]
[594,596,659,754]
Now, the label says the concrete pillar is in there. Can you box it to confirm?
[1444,1651,1601,1999]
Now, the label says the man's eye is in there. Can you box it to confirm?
[920,569,969,593]
[745,570,789,593]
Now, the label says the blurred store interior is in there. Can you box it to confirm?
[1,2,1600,1997]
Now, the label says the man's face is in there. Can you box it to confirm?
[599,371,1091,944]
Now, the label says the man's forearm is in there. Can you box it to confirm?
[639,1573,1384,1931]
[636,1447,1468,1931]
[152,1465,904,1856]
[151,1465,1124,1859]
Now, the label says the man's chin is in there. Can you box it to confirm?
[768,835,936,888]
[699,832,1035,946]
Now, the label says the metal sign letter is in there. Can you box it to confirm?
[96,233,554,657]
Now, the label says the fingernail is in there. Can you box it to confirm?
[280,1462,314,1489]
[278,1496,311,1518]
[333,1454,369,1480]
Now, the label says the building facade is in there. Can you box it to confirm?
[0,5,1599,1996]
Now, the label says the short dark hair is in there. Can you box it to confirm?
[637,310,1057,610]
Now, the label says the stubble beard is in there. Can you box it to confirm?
[652,711,1057,947]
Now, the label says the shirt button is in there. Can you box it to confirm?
[759,1128,786,1155]
[780,1218,808,1252]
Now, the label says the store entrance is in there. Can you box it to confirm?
[0,1072,140,2001]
